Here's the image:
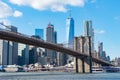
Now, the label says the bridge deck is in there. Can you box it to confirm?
[0,29,113,66]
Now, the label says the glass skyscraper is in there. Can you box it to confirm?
[84,20,94,53]
[98,42,107,60]
[18,43,29,65]
[35,29,44,40]
[0,40,8,65]
[7,26,18,65]
[84,20,93,36]
[0,25,18,65]
[66,16,74,48]
[46,23,57,64]
[66,15,74,63]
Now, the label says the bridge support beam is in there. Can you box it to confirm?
[84,58,92,73]
[74,36,92,73]
[82,36,92,73]
[88,36,92,73]
[74,56,92,73]
[74,56,85,73]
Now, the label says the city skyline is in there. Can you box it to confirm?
[0,0,120,59]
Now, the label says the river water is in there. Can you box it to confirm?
[0,72,120,80]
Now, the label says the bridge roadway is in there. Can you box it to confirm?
[0,29,112,66]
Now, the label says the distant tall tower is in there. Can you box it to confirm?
[83,20,94,53]
[66,12,74,63]
[46,23,54,43]
[46,23,57,64]
[35,29,44,40]
[66,12,74,48]
[84,21,92,36]
[98,42,103,59]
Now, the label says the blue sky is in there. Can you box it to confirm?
[0,0,120,60]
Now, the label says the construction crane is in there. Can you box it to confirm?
[0,22,11,29]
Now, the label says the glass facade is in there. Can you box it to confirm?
[0,26,18,65]
[99,42,104,59]
[66,16,74,63]
[66,17,74,48]
[18,43,29,65]
[84,21,93,36]
[84,20,94,53]
[35,29,44,40]
[46,23,57,64]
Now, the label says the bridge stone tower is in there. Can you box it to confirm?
[74,36,92,73]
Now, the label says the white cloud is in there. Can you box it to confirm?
[0,19,11,27]
[95,30,105,34]
[9,0,85,12]
[13,10,23,17]
[0,1,12,18]
[0,1,23,19]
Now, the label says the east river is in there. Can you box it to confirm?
[0,72,120,80]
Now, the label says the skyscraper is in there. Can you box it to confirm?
[98,42,103,59]
[46,23,57,64]
[57,44,67,66]
[29,35,42,64]
[84,20,92,36]
[0,40,8,65]
[0,25,18,65]
[35,29,44,40]
[29,46,37,64]
[83,20,94,53]
[8,26,18,65]
[66,15,74,48]
[66,14,74,63]
[18,43,29,65]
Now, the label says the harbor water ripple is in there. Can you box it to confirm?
[0,72,120,80]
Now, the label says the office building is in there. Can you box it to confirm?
[98,42,103,59]
[29,46,37,64]
[111,57,120,67]
[29,35,42,64]
[8,26,18,65]
[0,40,8,65]
[35,29,44,40]
[66,14,74,63]
[18,43,29,65]
[57,44,67,66]
[106,56,110,62]
[102,51,107,60]
[0,25,18,65]
[66,14,74,48]
[18,43,26,56]
[83,20,94,53]
[46,23,57,65]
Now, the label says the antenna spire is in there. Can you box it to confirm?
[69,9,71,18]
